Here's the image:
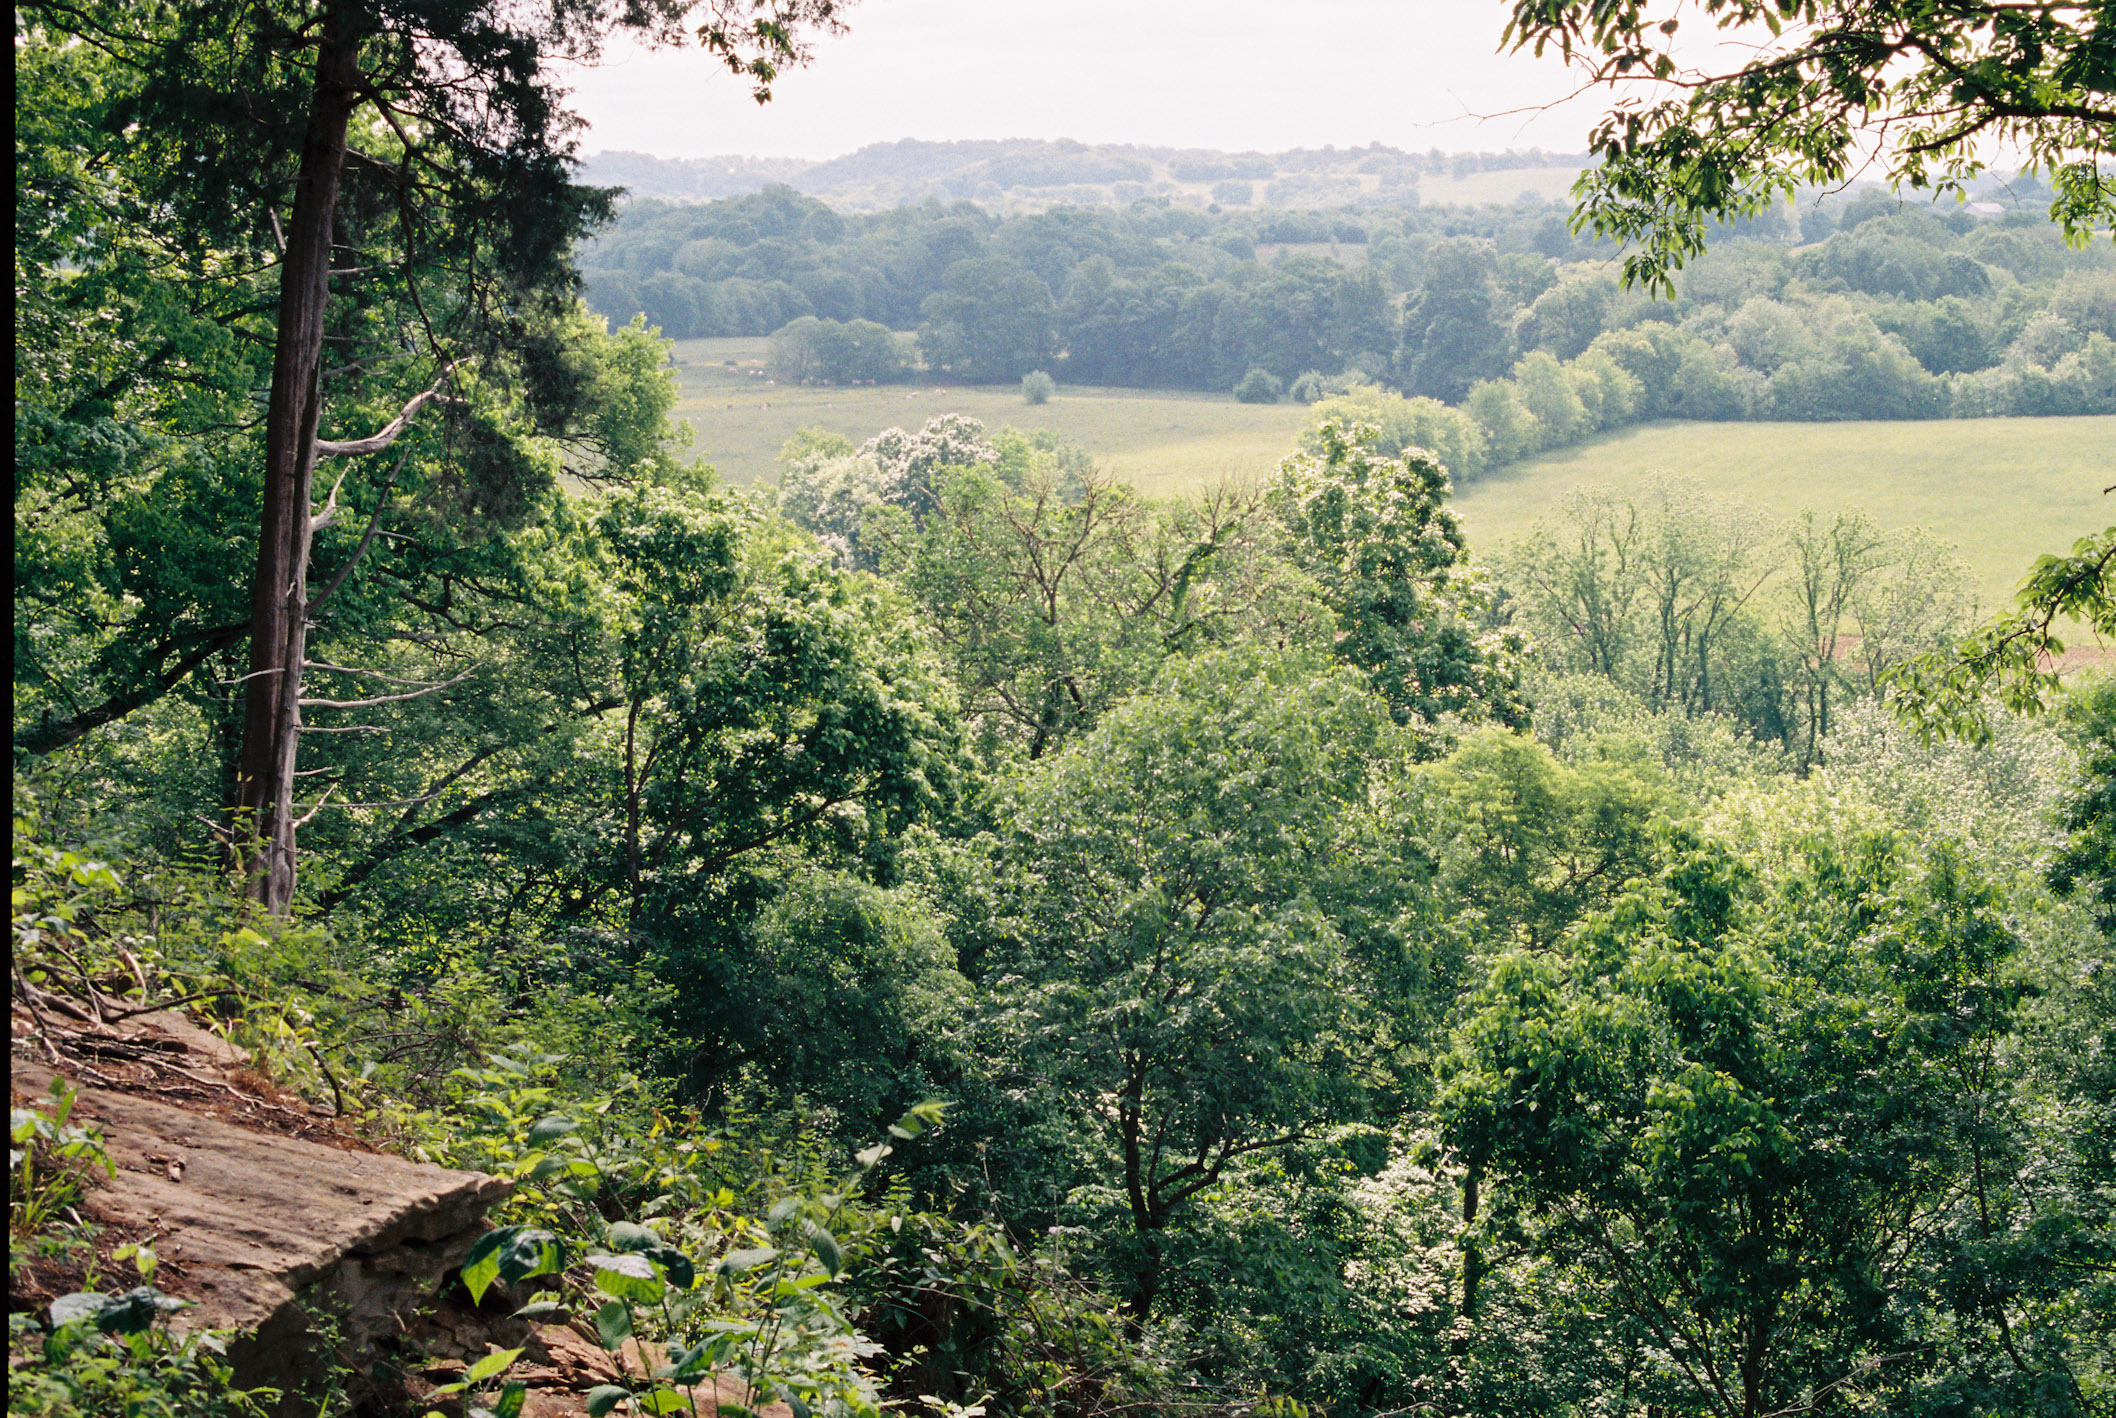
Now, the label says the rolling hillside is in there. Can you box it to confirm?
[673,332,2110,608]
[1453,417,2112,608]
[585,139,1585,213]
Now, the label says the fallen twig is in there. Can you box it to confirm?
[101,989,244,1023]
[12,960,65,1065]
[116,946,151,1000]
[303,1039,348,1117]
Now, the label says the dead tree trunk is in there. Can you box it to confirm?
[234,6,363,914]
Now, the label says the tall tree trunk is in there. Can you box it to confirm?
[234,6,363,913]
[1460,1168,1484,1320]
[1124,1229,1161,1336]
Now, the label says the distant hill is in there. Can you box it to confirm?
[582,151,811,202]
[580,139,1592,213]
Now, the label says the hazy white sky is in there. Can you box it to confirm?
[557,0,1615,161]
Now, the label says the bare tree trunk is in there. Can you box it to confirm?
[1460,1168,1484,1319]
[234,6,363,913]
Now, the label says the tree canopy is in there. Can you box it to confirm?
[1505,0,2116,291]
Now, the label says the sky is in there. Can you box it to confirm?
[555,0,1621,162]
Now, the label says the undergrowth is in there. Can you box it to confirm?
[9,797,1236,1418]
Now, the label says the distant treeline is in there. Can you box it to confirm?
[581,139,1589,209]
[582,182,2115,457]
[579,183,1613,368]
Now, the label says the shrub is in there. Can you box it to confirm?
[1020,369,1056,404]
[1297,386,1490,483]
[1233,367,1283,403]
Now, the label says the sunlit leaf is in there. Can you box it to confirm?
[467,1347,524,1383]
[716,1246,778,1274]
[606,1219,660,1253]
[590,1252,664,1303]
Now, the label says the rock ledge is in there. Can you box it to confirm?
[13,1051,509,1400]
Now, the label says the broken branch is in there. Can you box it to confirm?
[312,360,467,457]
[298,666,473,710]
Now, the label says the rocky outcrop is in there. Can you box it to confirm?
[13,1028,509,1406]
[12,1007,785,1417]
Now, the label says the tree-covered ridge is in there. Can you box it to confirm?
[583,140,1591,211]
[581,183,2116,441]
[18,318,2116,1418]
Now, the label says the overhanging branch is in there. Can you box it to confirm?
[313,360,467,458]
[299,666,474,710]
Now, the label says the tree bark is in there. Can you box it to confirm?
[1460,1168,1484,1321]
[234,4,363,913]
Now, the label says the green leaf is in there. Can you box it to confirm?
[802,1224,842,1278]
[95,1286,188,1335]
[494,1382,527,1418]
[497,1228,566,1285]
[636,1391,690,1416]
[590,1252,664,1303]
[606,1219,660,1253]
[596,1299,634,1352]
[461,1227,514,1304]
[661,1337,726,1381]
[716,1246,777,1274]
[467,1347,525,1384]
[526,1115,579,1144]
[645,1244,696,1291]
[585,1386,631,1417]
[48,1292,109,1329]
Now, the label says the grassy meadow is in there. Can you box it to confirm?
[1455,417,2113,607]
[670,339,2109,608]
[671,337,1309,498]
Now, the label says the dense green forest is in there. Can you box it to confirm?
[11,2,2116,1417]
[581,183,2116,472]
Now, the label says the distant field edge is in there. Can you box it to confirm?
[1453,413,2113,606]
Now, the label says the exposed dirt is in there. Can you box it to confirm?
[12,1000,375,1152]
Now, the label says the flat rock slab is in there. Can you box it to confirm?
[13,1059,509,1398]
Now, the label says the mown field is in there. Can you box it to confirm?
[670,340,2109,607]
[1456,417,2113,607]
[671,337,1308,497]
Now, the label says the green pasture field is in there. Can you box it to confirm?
[669,338,2108,608]
[670,337,1308,497]
[1453,417,2113,608]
